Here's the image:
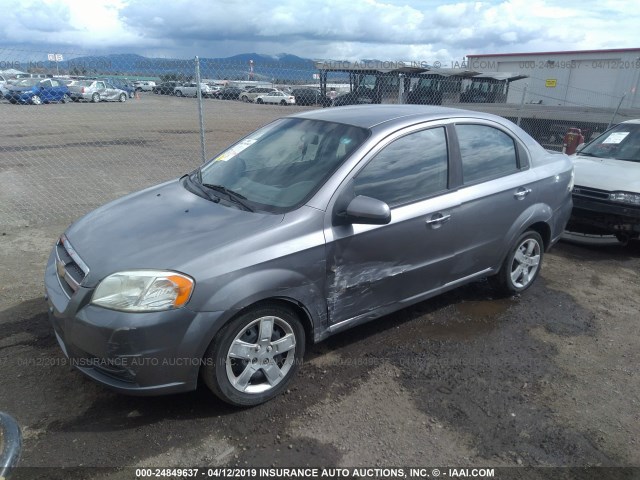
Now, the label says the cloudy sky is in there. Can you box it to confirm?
[1,0,637,62]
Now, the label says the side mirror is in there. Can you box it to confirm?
[342,195,391,225]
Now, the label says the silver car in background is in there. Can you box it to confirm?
[68,80,128,103]
[45,105,573,407]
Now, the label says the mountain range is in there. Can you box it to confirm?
[61,52,320,81]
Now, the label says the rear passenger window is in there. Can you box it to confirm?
[456,124,518,184]
[354,127,448,207]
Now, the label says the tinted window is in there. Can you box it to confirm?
[354,127,448,207]
[457,125,518,184]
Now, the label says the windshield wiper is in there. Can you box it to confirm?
[185,174,221,203]
[202,184,254,212]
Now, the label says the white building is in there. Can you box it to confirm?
[467,48,640,109]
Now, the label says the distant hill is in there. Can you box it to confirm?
[61,52,318,82]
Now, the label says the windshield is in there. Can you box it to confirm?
[198,118,369,212]
[580,123,640,162]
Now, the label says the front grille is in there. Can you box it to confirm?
[572,185,611,200]
[55,235,89,297]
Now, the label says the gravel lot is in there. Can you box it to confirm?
[0,94,639,479]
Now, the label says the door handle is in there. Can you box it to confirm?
[514,188,532,199]
[426,214,451,225]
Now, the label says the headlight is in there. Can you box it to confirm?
[609,191,640,206]
[92,270,194,312]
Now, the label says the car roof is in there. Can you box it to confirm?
[621,119,640,124]
[288,104,505,130]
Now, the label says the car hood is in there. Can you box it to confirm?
[573,155,640,192]
[65,179,284,287]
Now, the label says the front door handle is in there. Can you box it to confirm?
[426,213,451,228]
[514,187,532,200]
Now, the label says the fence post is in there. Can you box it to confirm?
[607,92,627,130]
[194,56,207,164]
[516,83,528,127]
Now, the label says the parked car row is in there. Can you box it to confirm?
[0,77,133,105]
[142,82,328,106]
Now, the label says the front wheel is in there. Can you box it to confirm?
[490,230,543,296]
[175,90,183,97]
[31,95,42,105]
[256,98,263,104]
[202,304,305,407]
[61,94,70,104]
[119,93,127,102]
[91,93,100,103]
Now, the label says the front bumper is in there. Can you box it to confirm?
[568,195,640,235]
[44,247,225,395]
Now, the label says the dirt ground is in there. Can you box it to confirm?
[1,94,639,479]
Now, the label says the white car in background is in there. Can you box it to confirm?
[133,80,156,92]
[255,91,296,105]
[568,119,640,244]
[174,82,213,97]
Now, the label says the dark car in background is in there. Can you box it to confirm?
[5,78,70,105]
[291,88,329,106]
[45,105,573,407]
[213,86,243,100]
[152,82,183,95]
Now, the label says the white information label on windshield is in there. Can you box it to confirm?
[214,138,257,161]
[602,132,629,144]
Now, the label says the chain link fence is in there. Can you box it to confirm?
[2,48,639,228]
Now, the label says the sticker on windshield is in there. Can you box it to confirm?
[602,131,630,144]
[214,138,257,161]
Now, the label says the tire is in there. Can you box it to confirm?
[241,96,249,103]
[490,230,543,296]
[280,100,287,105]
[61,94,70,104]
[31,95,42,105]
[91,93,100,103]
[256,98,263,104]
[119,93,127,102]
[175,90,183,97]
[202,303,305,407]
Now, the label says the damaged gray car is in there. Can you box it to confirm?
[45,105,574,406]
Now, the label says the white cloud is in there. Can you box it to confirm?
[0,0,637,62]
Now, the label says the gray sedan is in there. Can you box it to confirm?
[68,80,128,103]
[45,106,573,406]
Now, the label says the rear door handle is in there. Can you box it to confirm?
[514,187,532,200]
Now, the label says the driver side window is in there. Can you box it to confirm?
[353,127,449,207]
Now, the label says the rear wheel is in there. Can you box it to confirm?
[256,98,263,104]
[61,94,70,104]
[119,93,127,102]
[491,230,543,296]
[202,304,305,407]
[91,93,100,103]
[31,95,42,105]
[175,90,183,97]
[280,100,287,105]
